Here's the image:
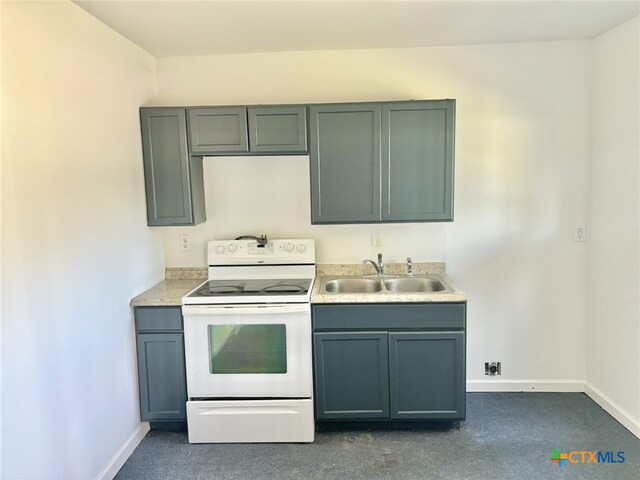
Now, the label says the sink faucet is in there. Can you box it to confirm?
[363,253,384,276]
[406,257,413,277]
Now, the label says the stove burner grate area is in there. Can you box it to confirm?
[196,285,244,296]
[260,284,306,293]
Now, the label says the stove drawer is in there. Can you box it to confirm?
[135,306,183,332]
[187,399,314,443]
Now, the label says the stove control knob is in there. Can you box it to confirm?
[215,244,225,254]
[284,243,294,253]
[228,243,237,253]
[296,243,307,253]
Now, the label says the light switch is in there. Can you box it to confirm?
[371,230,382,247]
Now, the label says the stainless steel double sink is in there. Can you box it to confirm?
[321,275,452,295]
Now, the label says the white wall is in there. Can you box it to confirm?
[154,40,591,385]
[0,2,4,476]
[588,16,640,432]
[1,2,163,478]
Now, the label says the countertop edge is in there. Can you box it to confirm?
[130,278,203,307]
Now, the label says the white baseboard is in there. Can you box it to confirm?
[466,379,640,439]
[466,379,584,392]
[584,382,640,439]
[95,422,150,480]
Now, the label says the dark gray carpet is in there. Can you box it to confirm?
[116,393,639,479]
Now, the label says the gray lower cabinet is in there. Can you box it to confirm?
[313,303,466,421]
[140,108,206,226]
[389,331,465,419]
[310,99,455,224]
[134,307,187,423]
[314,332,389,419]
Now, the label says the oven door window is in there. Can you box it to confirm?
[208,324,287,374]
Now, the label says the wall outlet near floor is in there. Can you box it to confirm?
[573,224,587,242]
[485,362,502,376]
[179,234,191,251]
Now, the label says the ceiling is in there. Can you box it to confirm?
[74,1,640,57]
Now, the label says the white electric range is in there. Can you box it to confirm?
[182,238,316,443]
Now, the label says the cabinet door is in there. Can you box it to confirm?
[314,332,389,419]
[188,107,249,154]
[136,333,187,422]
[140,108,204,226]
[382,100,455,222]
[248,106,308,153]
[388,331,465,420]
[309,104,381,224]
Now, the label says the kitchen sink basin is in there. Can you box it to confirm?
[324,278,383,293]
[321,275,452,295]
[383,277,446,293]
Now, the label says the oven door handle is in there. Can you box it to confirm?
[182,304,309,316]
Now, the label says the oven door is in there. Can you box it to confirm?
[182,304,312,399]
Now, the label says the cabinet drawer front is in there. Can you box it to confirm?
[313,303,465,331]
[135,307,183,332]
[188,107,248,154]
[248,106,308,153]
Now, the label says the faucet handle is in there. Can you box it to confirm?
[377,252,384,275]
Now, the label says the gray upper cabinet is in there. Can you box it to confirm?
[248,106,308,153]
[187,105,308,155]
[310,104,382,224]
[140,100,454,227]
[188,107,249,154]
[310,99,455,224]
[382,101,455,222]
[140,108,205,226]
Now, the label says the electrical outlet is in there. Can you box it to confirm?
[371,230,382,248]
[573,225,586,242]
[485,362,501,376]
[180,235,191,251]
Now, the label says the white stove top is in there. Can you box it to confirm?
[182,238,316,305]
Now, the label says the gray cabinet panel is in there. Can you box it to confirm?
[136,333,187,422]
[135,306,183,332]
[140,108,204,226]
[188,107,249,154]
[248,106,308,153]
[382,101,455,221]
[313,303,466,331]
[389,332,465,419]
[310,104,381,224]
[314,332,389,419]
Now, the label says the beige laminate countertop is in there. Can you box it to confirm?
[130,264,467,306]
[130,268,206,306]
[311,262,467,304]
